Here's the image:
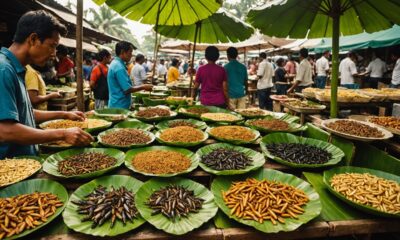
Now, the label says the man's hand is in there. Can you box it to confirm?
[287,87,294,93]
[63,127,94,146]
[48,92,61,99]
[63,111,86,121]
[142,84,153,91]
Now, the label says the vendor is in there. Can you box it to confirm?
[107,41,152,109]
[55,44,74,83]
[167,58,180,84]
[130,54,147,86]
[0,10,94,159]
[288,48,313,93]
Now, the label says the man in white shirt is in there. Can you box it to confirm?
[130,54,147,86]
[288,48,313,93]
[157,59,167,82]
[339,51,360,89]
[256,52,274,110]
[361,52,387,89]
[315,50,330,89]
[391,51,400,88]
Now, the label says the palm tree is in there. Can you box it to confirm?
[89,6,140,49]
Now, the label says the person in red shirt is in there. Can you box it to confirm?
[90,49,112,109]
[56,45,74,83]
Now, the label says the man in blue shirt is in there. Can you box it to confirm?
[108,41,152,109]
[224,47,248,109]
[0,10,93,159]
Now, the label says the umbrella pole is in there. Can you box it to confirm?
[76,0,84,111]
[189,22,200,97]
[330,1,340,118]
[151,1,163,80]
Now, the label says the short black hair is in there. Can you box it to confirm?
[171,58,179,66]
[259,52,267,59]
[205,46,219,62]
[276,58,285,67]
[98,49,111,61]
[227,47,238,59]
[115,41,134,56]
[56,44,68,56]
[135,54,145,62]
[300,48,309,58]
[14,10,67,44]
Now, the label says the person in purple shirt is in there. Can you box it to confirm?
[192,46,229,108]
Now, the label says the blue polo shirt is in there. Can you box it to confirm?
[108,57,132,109]
[224,59,248,99]
[0,47,37,158]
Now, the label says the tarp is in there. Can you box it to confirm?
[60,37,98,53]
[313,25,400,52]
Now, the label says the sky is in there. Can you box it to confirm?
[55,0,239,44]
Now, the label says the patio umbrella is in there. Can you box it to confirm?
[156,8,254,93]
[93,0,222,77]
[247,0,400,118]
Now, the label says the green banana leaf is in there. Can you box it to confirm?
[303,122,330,141]
[94,108,130,122]
[275,113,300,123]
[135,177,218,235]
[206,126,260,145]
[142,97,167,106]
[155,128,208,147]
[260,133,344,168]
[38,119,112,133]
[156,118,207,130]
[178,105,231,119]
[124,146,200,177]
[114,119,153,131]
[165,98,189,106]
[43,148,125,179]
[39,142,75,151]
[98,128,156,149]
[323,166,400,218]
[245,116,307,134]
[211,168,321,233]
[0,157,42,188]
[303,172,367,221]
[0,179,68,240]
[196,143,265,175]
[131,108,178,122]
[62,175,145,237]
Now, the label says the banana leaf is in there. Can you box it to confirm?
[178,105,231,119]
[94,108,130,122]
[62,175,145,237]
[303,123,330,142]
[0,157,42,188]
[39,142,75,151]
[260,133,344,168]
[206,126,260,145]
[165,98,189,106]
[124,146,200,177]
[196,143,265,175]
[323,166,400,218]
[303,172,367,221]
[0,179,68,240]
[276,113,300,123]
[98,128,155,149]
[114,119,153,131]
[245,116,307,134]
[156,119,207,130]
[142,97,167,106]
[135,177,218,235]
[43,148,125,179]
[131,107,178,122]
[39,119,112,134]
[211,168,321,233]
[155,128,208,147]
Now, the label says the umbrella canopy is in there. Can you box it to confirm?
[156,8,254,43]
[247,0,400,118]
[93,0,222,26]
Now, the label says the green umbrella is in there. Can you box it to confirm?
[247,0,400,118]
[94,0,222,77]
[156,8,254,93]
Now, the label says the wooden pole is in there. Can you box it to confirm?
[330,0,340,118]
[76,0,84,111]
[151,1,163,80]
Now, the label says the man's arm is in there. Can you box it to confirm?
[0,120,93,146]
[28,90,60,106]
[34,110,85,123]
[192,82,200,98]
[223,80,229,107]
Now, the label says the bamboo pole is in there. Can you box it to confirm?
[76,0,84,111]
[151,1,163,81]
[189,22,200,97]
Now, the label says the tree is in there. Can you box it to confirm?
[89,6,141,49]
